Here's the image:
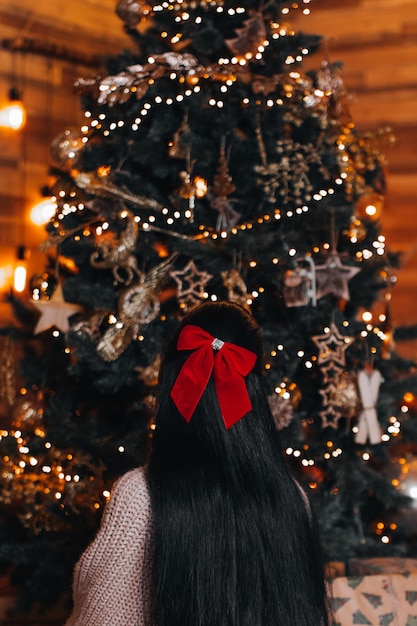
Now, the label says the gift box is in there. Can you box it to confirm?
[329,573,417,626]
[349,557,417,576]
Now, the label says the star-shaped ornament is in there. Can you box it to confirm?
[135,355,162,387]
[315,250,360,301]
[312,323,354,366]
[32,284,82,334]
[319,401,341,430]
[320,361,344,384]
[171,260,213,308]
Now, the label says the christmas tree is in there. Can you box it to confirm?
[1,0,417,612]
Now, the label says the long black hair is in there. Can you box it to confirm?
[147,301,329,626]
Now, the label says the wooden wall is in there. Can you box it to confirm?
[0,0,416,356]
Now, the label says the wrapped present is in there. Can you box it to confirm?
[325,561,346,578]
[330,573,417,626]
[349,557,417,576]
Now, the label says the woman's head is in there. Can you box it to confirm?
[163,300,264,369]
[152,300,278,469]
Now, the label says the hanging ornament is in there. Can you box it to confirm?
[170,259,213,309]
[268,393,294,430]
[143,394,157,413]
[50,128,87,170]
[71,312,104,342]
[90,210,141,285]
[73,170,163,212]
[315,60,352,127]
[327,371,361,420]
[355,188,384,221]
[135,355,161,386]
[254,134,327,208]
[343,216,367,243]
[283,255,317,307]
[315,216,360,302]
[318,397,344,430]
[97,255,177,362]
[221,268,250,309]
[225,11,266,58]
[177,170,197,219]
[32,283,82,334]
[115,0,152,28]
[208,143,240,231]
[313,323,355,429]
[320,360,344,385]
[318,368,355,430]
[315,248,360,301]
[355,366,383,445]
[169,113,191,159]
[312,323,354,366]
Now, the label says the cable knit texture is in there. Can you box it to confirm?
[65,466,153,626]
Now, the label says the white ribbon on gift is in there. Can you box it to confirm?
[355,369,382,445]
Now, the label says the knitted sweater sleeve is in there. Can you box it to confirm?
[65,466,153,626]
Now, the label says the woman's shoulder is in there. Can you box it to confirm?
[113,465,149,494]
[105,465,151,521]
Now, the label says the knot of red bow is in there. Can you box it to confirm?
[170,324,257,429]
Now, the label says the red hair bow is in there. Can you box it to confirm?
[170,324,257,429]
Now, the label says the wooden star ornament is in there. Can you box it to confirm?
[170,260,213,308]
[312,323,354,366]
[315,250,360,301]
[32,284,82,334]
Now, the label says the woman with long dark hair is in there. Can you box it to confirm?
[66,301,330,626]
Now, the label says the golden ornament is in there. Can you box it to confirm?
[90,210,141,285]
[328,372,360,420]
[135,355,161,386]
[343,216,367,243]
[355,190,384,221]
[51,128,86,170]
[221,268,250,309]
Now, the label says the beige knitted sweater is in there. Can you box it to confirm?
[65,466,153,626]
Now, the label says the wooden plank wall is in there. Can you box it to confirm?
[0,0,416,356]
[292,0,417,358]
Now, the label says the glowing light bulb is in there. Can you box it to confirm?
[0,89,26,130]
[30,198,58,225]
[13,246,27,293]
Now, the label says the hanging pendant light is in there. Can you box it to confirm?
[0,87,27,131]
[30,196,57,225]
[13,245,28,293]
